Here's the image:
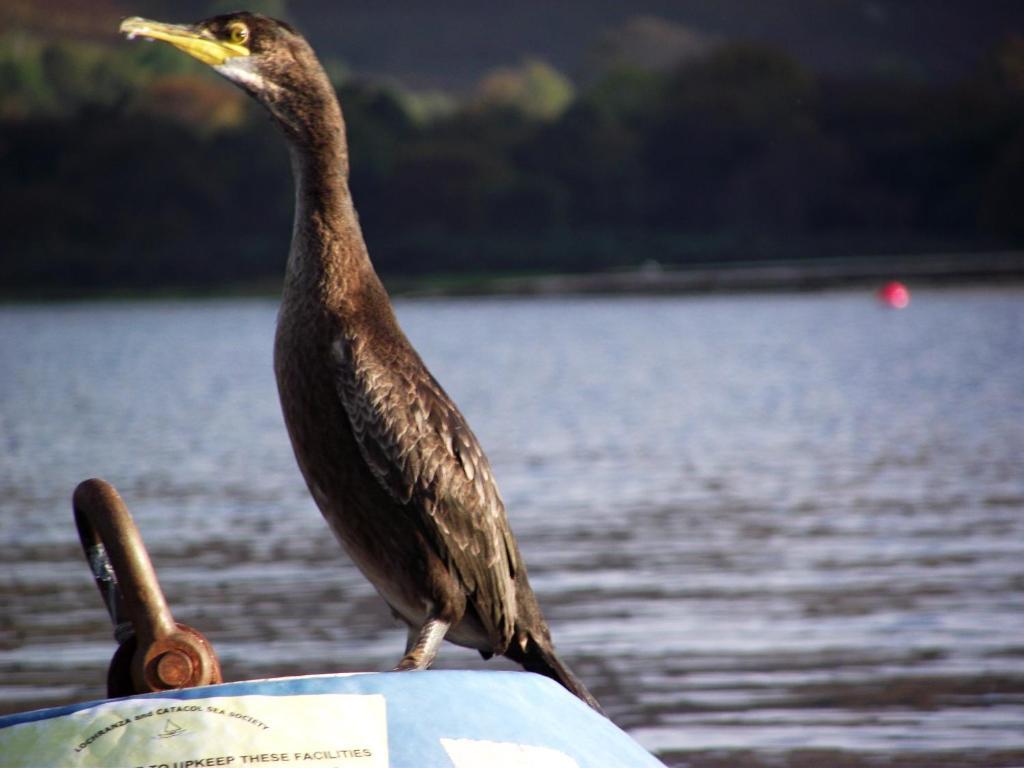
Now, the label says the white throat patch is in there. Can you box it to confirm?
[215,57,279,97]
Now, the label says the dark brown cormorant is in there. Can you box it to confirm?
[120,13,601,711]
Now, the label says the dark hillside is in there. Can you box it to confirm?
[4,0,1022,86]
[1,2,1022,295]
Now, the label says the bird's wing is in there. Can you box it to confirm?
[332,333,518,651]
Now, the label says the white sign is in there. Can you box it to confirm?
[1,693,388,768]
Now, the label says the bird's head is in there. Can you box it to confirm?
[120,12,337,142]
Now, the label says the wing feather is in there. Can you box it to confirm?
[332,333,517,650]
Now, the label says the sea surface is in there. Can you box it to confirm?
[1,289,1023,767]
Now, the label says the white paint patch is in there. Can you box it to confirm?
[441,738,579,768]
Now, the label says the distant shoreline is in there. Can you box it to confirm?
[391,250,1024,297]
[2,251,1022,303]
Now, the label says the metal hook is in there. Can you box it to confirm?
[74,478,222,696]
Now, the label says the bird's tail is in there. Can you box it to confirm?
[505,636,604,714]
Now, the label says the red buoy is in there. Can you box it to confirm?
[878,281,910,309]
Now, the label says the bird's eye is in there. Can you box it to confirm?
[227,22,249,45]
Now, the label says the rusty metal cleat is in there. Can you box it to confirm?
[73,478,222,697]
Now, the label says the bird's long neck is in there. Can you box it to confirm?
[281,82,376,314]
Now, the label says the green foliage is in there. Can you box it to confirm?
[584,15,713,79]
[474,59,575,120]
[1,38,1023,295]
[641,44,823,232]
[0,31,211,119]
[584,66,663,121]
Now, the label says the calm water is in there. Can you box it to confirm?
[1,290,1023,767]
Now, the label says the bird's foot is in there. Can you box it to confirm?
[393,616,450,671]
[392,656,424,671]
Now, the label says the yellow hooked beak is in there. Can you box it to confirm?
[119,17,250,66]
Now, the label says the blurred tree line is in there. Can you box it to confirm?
[1,29,1023,295]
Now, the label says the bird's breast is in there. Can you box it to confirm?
[273,311,434,605]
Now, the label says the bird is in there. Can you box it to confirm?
[120,12,601,711]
